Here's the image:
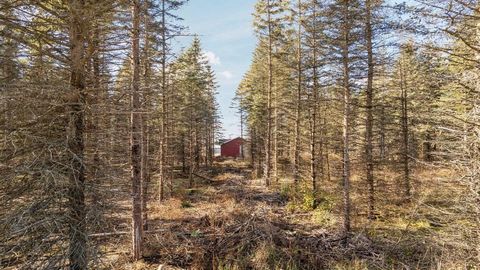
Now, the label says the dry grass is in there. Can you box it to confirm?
[97,161,478,269]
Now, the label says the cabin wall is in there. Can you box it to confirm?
[221,138,244,158]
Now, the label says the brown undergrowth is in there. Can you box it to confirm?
[111,161,478,270]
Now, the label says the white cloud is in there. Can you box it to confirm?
[220,71,233,79]
[203,51,221,65]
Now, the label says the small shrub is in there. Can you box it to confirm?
[216,262,238,270]
[129,260,150,270]
[301,191,316,211]
[302,192,316,211]
[252,242,302,270]
[286,201,297,213]
[316,193,335,211]
[312,208,336,227]
[181,200,193,208]
[187,189,200,195]
[280,181,337,214]
[411,219,431,230]
[331,259,369,270]
[280,183,293,199]
[311,194,336,226]
[252,242,281,269]
[190,229,202,237]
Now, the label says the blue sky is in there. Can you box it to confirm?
[177,0,258,139]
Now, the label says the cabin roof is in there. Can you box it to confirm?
[220,137,245,146]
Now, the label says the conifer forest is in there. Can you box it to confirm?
[0,0,479,269]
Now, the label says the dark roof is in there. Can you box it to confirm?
[220,137,245,146]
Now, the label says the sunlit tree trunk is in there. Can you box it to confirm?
[130,0,143,260]
[310,0,319,193]
[341,0,352,239]
[294,0,303,185]
[264,0,273,187]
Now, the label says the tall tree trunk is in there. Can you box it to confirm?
[130,0,143,261]
[264,0,273,187]
[379,104,386,162]
[310,0,319,193]
[210,120,215,165]
[341,0,352,239]
[310,112,317,192]
[273,87,278,183]
[400,60,411,200]
[189,108,194,188]
[182,134,187,173]
[67,1,88,269]
[423,131,433,161]
[294,0,303,185]
[159,0,168,202]
[251,127,257,177]
[318,116,325,183]
[365,0,375,219]
[142,4,151,230]
[240,109,245,159]
[141,121,149,230]
[195,128,200,168]
[167,96,174,197]
[205,127,210,167]
[320,116,329,181]
[87,23,102,207]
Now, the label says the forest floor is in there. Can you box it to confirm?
[102,160,478,270]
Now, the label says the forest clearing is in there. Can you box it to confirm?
[1,0,479,269]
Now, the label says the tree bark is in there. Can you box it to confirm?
[310,0,319,193]
[379,104,386,161]
[294,0,303,185]
[251,127,257,177]
[341,0,352,239]
[264,0,273,187]
[240,109,245,159]
[400,58,411,200]
[273,84,278,183]
[189,105,194,188]
[142,3,151,231]
[159,0,168,202]
[365,0,375,219]
[130,0,143,261]
[67,1,88,269]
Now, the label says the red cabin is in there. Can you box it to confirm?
[220,137,245,158]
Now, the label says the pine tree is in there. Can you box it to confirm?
[169,37,220,188]
[302,0,327,193]
[392,42,420,200]
[156,0,188,202]
[253,0,289,186]
[331,0,363,238]
[237,44,270,179]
